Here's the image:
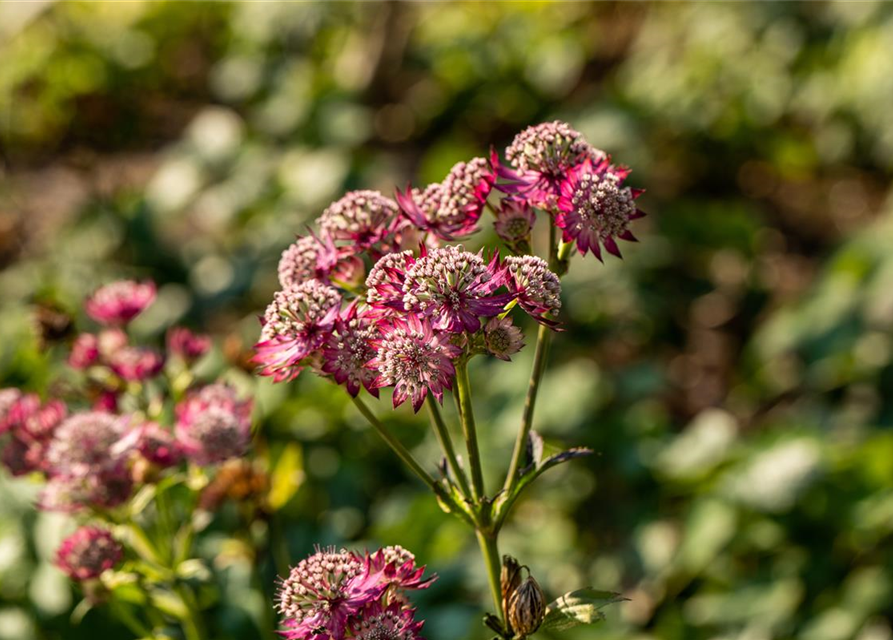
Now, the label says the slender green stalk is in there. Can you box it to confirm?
[476,530,505,626]
[503,320,552,495]
[176,585,207,640]
[351,395,440,490]
[426,395,473,499]
[455,359,485,501]
[109,598,152,637]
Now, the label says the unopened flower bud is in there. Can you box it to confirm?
[501,554,522,624]
[508,575,546,638]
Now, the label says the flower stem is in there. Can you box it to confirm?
[109,598,152,637]
[350,395,440,490]
[176,585,207,640]
[503,322,552,495]
[476,529,505,627]
[426,394,473,500]
[455,359,485,501]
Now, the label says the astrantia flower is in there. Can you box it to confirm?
[55,526,122,581]
[493,198,536,249]
[19,399,67,440]
[319,190,402,253]
[368,315,461,412]
[1,435,41,477]
[175,384,252,464]
[484,317,525,361]
[0,388,38,435]
[555,158,645,260]
[505,121,606,210]
[322,303,380,398]
[134,422,181,467]
[109,346,165,382]
[167,327,212,363]
[504,255,562,323]
[39,464,134,512]
[365,251,415,318]
[85,280,156,325]
[402,245,513,333]
[396,156,496,240]
[277,546,383,640]
[254,281,342,383]
[46,411,132,477]
[365,546,436,594]
[349,602,425,640]
[68,334,99,370]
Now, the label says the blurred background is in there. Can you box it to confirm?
[2,2,893,639]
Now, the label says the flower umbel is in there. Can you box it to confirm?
[85,280,156,325]
[55,526,123,581]
[175,384,252,464]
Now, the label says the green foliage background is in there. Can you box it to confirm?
[2,2,893,639]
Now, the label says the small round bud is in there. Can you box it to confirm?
[508,576,546,638]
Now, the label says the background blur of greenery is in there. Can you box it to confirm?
[2,2,893,640]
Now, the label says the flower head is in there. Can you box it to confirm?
[85,280,156,325]
[277,546,383,640]
[175,384,252,464]
[368,315,461,412]
[505,121,605,210]
[46,411,132,477]
[365,251,415,318]
[68,334,99,369]
[396,157,496,240]
[493,199,536,249]
[255,281,342,383]
[319,190,402,253]
[322,304,380,398]
[484,317,525,361]
[39,465,134,512]
[167,327,212,362]
[401,245,513,334]
[556,158,644,260]
[349,602,425,640]
[134,422,182,467]
[504,255,562,324]
[109,346,165,382]
[55,526,123,581]
[0,388,38,435]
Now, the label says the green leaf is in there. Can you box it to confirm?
[268,442,305,511]
[541,588,626,631]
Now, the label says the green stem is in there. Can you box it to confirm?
[455,359,485,501]
[351,395,440,490]
[503,323,552,495]
[476,530,505,626]
[176,585,207,640]
[426,395,473,500]
[109,598,152,637]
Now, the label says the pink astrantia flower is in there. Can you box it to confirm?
[0,388,38,435]
[368,315,461,412]
[109,346,165,382]
[364,546,436,594]
[349,602,425,640]
[319,190,402,254]
[401,245,514,334]
[134,421,182,467]
[504,255,562,324]
[39,464,134,512]
[45,411,132,478]
[396,156,497,241]
[365,250,416,319]
[1,435,41,477]
[254,281,342,383]
[277,546,385,640]
[55,526,122,581]
[555,157,645,260]
[493,198,536,249]
[85,280,156,325]
[322,303,380,398]
[68,334,99,370]
[19,399,67,441]
[167,327,212,362]
[175,384,252,464]
[504,120,606,210]
[484,317,525,361]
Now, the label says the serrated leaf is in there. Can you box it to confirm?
[541,588,625,631]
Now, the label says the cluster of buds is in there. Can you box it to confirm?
[276,545,434,640]
[500,555,547,639]
[0,279,259,589]
[254,121,643,412]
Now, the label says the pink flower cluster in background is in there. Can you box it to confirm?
[277,545,433,640]
[255,121,644,411]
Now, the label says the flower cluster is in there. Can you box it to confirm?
[55,525,123,581]
[0,280,254,515]
[277,545,433,640]
[255,121,643,412]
